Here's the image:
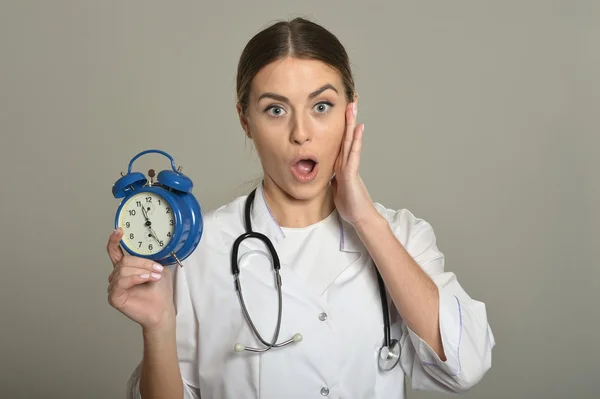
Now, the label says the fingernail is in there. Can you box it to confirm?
[153,264,164,272]
[140,273,150,279]
[151,273,161,279]
[362,124,365,133]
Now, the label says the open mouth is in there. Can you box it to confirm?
[295,159,317,173]
[290,156,319,182]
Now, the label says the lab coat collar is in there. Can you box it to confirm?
[250,182,364,254]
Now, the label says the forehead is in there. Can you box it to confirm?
[250,57,343,98]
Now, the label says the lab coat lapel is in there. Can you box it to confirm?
[338,214,364,253]
[308,214,367,295]
[250,183,286,247]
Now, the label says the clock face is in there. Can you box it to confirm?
[118,192,175,256]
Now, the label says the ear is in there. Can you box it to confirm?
[236,103,251,139]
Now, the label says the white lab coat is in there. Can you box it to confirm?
[127,183,495,398]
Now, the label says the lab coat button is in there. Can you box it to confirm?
[320,387,330,396]
[318,312,328,321]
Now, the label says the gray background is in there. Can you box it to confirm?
[1,1,598,398]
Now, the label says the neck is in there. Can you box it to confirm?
[261,178,335,228]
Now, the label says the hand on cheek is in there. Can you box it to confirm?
[331,100,377,227]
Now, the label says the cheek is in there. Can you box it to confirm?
[249,131,284,165]
[319,119,345,150]
[252,138,275,160]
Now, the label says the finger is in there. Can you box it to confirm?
[347,124,364,173]
[109,257,164,282]
[342,102,357,165]
[108,265,162,284]
[108,270,162,294]
[107,228,125,267]
[333,140,344,173]
[108,270,161,294]
[108,274,153,308]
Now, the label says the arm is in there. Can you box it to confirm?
[138,327,184,399]
[331,101,493,392]
[354,212,445,358]
[355,207,495,393]
[127,264,202,399]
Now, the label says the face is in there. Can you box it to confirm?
[237,56,353,201]
[118,191,174,255]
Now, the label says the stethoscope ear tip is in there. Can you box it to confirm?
[293,333,303,343]
[234,343,246,352]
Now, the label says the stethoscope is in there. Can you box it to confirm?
[230,188,401,371]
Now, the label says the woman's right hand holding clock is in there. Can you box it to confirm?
[106,227,176,333]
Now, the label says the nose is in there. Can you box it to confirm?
[289,115,313,145]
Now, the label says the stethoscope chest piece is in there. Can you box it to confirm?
[378,339,401,371]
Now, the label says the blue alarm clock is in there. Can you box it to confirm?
[112,149,203,267]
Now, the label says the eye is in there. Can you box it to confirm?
[265,105,287,117]
[313,101,333,114]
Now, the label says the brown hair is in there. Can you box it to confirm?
[236,17,355,116]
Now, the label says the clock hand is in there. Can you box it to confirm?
[146,219,182,268]
[148,225,160,243]
[140,204,156,233]
[141,204,150,221]
[139,200,182,268]
[140,204,159,243]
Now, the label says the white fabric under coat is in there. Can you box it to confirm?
[127,183,495,398]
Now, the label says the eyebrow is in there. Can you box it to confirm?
[257,84,339,103]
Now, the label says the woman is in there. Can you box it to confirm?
[107,17,495,399]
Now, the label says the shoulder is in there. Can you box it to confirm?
[372,202,443,263]
[195,192,249,254]
[173,191,249,280]
[373,202,435,243]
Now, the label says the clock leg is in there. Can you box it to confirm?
[171,251,184,268]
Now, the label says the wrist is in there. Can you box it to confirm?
[353,209,387,234]
[142,321,176,343]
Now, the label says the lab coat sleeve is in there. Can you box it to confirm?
[125,361,201,399]
[382,207,496,393]
[125,263,202,399]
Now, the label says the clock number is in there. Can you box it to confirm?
[159,240,164,247]
[170,219,174,226]
[166,207,171,214]
[129,209,136,216]
[146,196,152,203]
[167,232,172,237]
[129,233,134,239]
[158,199,162,205]
[125,222,130,228]
[149,244,153,251]
[138,241,142,248]
[136,201,142,207]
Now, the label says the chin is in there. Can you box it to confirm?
[282,176,331,201]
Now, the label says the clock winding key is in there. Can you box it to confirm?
[148,169,156,186]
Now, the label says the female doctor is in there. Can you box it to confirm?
[106,17,495,399]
